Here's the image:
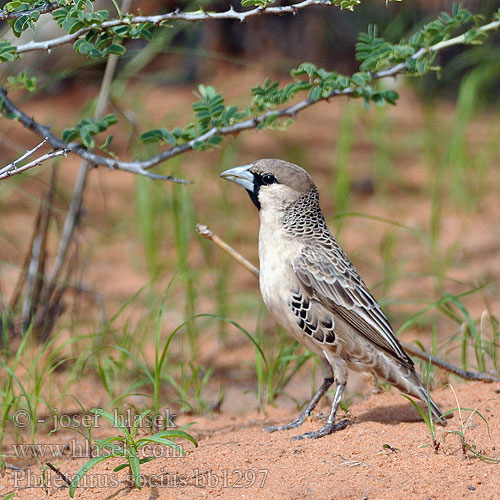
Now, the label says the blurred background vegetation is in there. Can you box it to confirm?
[0,0,499,459]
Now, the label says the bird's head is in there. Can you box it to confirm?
[220,159,315,211]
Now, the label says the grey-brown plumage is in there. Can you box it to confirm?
[220,159,444,439]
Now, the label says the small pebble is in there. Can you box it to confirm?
[467,485,476,491]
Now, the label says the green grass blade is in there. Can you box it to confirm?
[131,409,151,436]
[125,443,142,489]
[148,429,198,447]
[69,454,115,497]
[136,436,185,455]
[194,313,267,368]
[92,408,131,439]
[397,285,487,335]
[113,346,154,385]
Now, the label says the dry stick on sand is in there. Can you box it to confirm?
[196,223,500,383]
[46,463,71,488]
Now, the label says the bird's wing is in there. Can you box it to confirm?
[293,244,413,367]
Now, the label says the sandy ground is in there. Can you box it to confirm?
[1,381,499,499]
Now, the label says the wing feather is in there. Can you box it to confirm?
[293,244,413,367]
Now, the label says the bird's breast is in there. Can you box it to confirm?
[257,221,299,317]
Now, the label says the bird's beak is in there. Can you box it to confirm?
[220,164,254,192]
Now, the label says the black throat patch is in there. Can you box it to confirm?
[246,172,278,210]
[246,188,261,210]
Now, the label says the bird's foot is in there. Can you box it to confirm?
[434,414,450,427]
[262,416,305,433]
[290,419,351,440]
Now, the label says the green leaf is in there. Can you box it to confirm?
[351,72,371,87]
[92,408,132,439]
[207,135,222,146]
[69,454,115,497]
[95,32,112,50]
[126,444,142,489]
[97,114,117,130]
[6,70,37,92]
[65,19,85,34]
[335,0,361,10]
[140,128,176,145]
[131,410,151,436]
[111,25,131,36]
[74,39,94,55]
[148,429,198,448]
[382,90,398,105]
[113,462,130,472]
[78,124,94,148]
[94,436,125,451]
[0,40,17,62]
[107,44,126,55]
[136,436,185,456]
[12,15,31,37]
[89,48,103,59]
[61,128,79,143]
[100,134,113,150]
[241,0,275,7]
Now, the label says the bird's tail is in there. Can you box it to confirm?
[420,388,446,424]
[374,356,447,424]
[404,369,447,425]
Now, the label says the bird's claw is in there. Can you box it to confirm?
[290,419,351,440]
[262,418,304,433]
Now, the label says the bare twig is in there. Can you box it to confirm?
[196,223,500,383]
[41,0,136,312]
[21,209,43,331]
[46,463,71,487]
[15,0,336,55]
[10,220,41,314]
[0,148,68,179]
[402,344,500,382]
[0,88,187,182]
[12,4,500,56]
[0,2,58,21]
[0,138,48,175]
[196,223,259,278]
[19,171,55,334]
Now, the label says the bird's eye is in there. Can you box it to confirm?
[261,173,277,185]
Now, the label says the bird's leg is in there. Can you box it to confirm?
[291,381,350,440]
[262,377,334,433]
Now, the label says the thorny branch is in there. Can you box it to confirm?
[2,14,500,180]
[0,148,68,179]
[402,344,500,382]
[0,2,58,21]
[0,87,189,182]
[15,0,336,54]
[374,19,500,79]
[12,4,500,56]
[0,137,48,174]
[196,224,500,383]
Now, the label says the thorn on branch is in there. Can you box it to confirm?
[14,1,338,54]
[0,148,69,180]
[5,10,500,183]
[0,2,59,21]
[0,87,190,183]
